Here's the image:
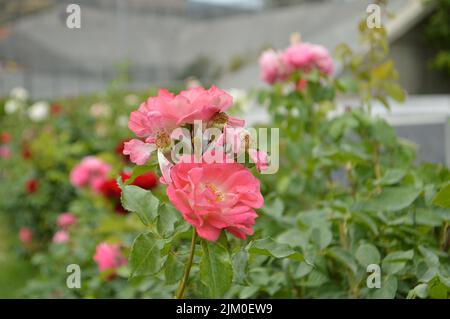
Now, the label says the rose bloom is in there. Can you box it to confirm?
[93,243,127,275]
[124,86,235,166]
[26,179,39,193]
[52,230,69,244]
[162,152,263,241]
[19,227,33,244]
[282,42,333,76]
[1,131,11,144]
[70,156,111,193]
[259,49,287,84]
[57,212,77,229]
[0,145,11,159]
[100,171,158,199]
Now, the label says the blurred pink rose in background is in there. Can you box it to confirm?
[93,243,127,277]
[70,156,111,193]
[19,227,33,244]
[52,230,69,244]
[57,212,77,229]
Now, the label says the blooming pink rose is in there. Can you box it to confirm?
[125,87,234,181]
[53,230,69,244]
[70,156,111,193]
[129,87,233,139]
[0,145,11,159]
[19,227,33,244]
[57,212,77,229]
[163,152,263,241]
[123,138,157,166]
[310,45,333,75]
[259,49,286,84]
[93,243,127,274]
[282,43,333,76]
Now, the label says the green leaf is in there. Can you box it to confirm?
[310,226,332,250]
[432,183,450,208]
[365,186,422,212]
[384,82,406,102]
[428,276,448,299]
[232,249,248,285]
[326,246,358,274]
[356,243,381,267]
[156,204,179,238]
[382,250,414,275]
[379,168,406,186]
[199,235,233,298]
[164,252,184,285]
[248,238,305,262]
[372,276,398,299]
[418,245,439,268]
[121,185,159,225]
[410,283,428,299]
[129,232,165,278]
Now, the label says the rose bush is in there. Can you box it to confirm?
[0,6,448,299]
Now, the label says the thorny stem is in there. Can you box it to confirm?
[175,228,198,299]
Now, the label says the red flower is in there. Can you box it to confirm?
[132,172,158,189]
[1,132,11,144]
[115,139,132,161]
[99,173,129,198]
[26,179,39,193]
[22,144,32,160]
[51,103,63,115]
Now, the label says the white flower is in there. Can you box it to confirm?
[10,87,28,101]
[89,102,111,118]
[4,99,20,114]
[28,101,49,122]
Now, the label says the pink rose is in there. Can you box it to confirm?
[125,87,234,181]
[163,152,263,241]
[282,42,333,76]
[259,49,284,84]
[0,145,11,159]
[53,230,69,244]
[57,212,77,229]
[93,243,127,274]
[19,227,33,244]
[70,156,111,193]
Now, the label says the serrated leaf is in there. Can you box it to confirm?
[157,204,179,238]
[232,249,248,285]
[248,238,305,262]
[129,232,165,278]
[121,185,159,225]
[199,235,233,298]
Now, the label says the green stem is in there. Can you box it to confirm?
[175,229,197,299]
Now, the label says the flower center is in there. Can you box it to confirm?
[155,131,171,149]
[210,112,228,129]
[205,183,224,202]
